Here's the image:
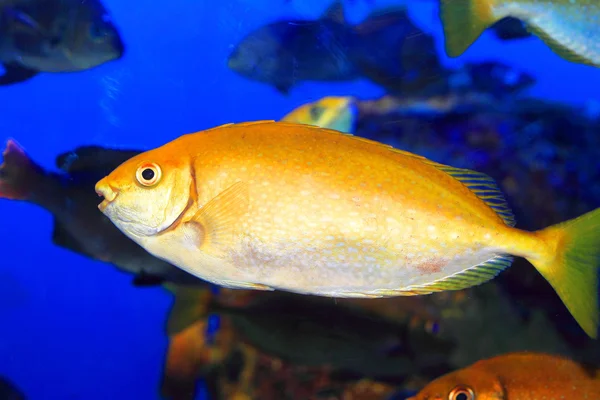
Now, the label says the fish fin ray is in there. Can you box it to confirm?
[0,139,42,200]
[341,135,516,226]
[431,166,516,227]
[531,208,600,339]
[378,254,513,295]
[189,181,250,258]
[526,24,599,67]
[212,279,274,291]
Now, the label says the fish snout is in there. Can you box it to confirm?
[95,179,118,211]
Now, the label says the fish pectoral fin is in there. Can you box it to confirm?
[187,181,250,258]
[213,279,274,291]
[0,63,39,86]
[376,254,514,295]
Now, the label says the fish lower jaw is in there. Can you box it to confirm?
[98,199,112,212]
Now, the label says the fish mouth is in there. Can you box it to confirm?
[95,180,118,212]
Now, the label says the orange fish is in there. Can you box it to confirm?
[95,121,600,338]
[408,351,600,400]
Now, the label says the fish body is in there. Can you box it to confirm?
[228,1,445,94]
[96,120,600,338]
[0,140,203,287]
[227,1,358,94]
[408,352,600,400]
[0,0,124,85]
[440,0,600,67]
[280,96,358,133]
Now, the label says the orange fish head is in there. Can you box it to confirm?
[95,148,193,239]
[407,367,505,400]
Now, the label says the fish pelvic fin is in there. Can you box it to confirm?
[373,254,514,296]
[165,284,212,335]
[529,208,600,339]
[439,0,500,57]
[0,139,44,200]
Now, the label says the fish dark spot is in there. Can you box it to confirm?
[416,259,444,275]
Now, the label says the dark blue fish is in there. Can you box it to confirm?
[228,1,445,95]
[0,0,125,86]
[0,140,205,287]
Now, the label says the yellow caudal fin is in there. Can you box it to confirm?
[530,207,600,339]
[439,0,500,57]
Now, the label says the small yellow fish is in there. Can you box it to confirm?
[95,121,600,338]
[281,96,357,133]
[439,0,600,67]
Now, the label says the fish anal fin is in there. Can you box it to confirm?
[386,254,514,295]
[188,181,250,258]
[213,279,274,291]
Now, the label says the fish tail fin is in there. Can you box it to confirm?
[439,0,501,57]
[0,139,44,200]
[528,208,600,339]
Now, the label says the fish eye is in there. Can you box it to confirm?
[309,105,325,120]
[449,386,475,400]
[136,163,162,187]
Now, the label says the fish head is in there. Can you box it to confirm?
[227,25,285,81]
[281,96,358,133]
[407,367,505,400]
[50,0,125,70]
[95,148,193,239]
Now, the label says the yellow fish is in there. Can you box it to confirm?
[95,121,600,338]
[281,96,357,133]
[439,0,600,67]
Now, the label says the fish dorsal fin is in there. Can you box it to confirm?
[336,134,516,227]
[56,146,142,173]
[208,121,516,227]
[374,254,514,296]
[321,0,345,24]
